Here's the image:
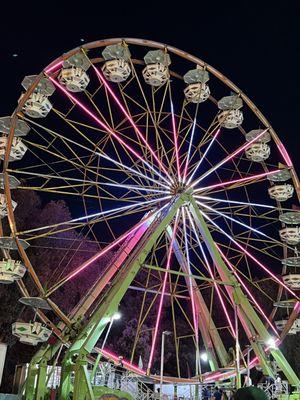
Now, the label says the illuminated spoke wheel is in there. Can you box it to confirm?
[1,38,300,398]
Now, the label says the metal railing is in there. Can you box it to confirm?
[258,382,289,399]
[94,364,155,400]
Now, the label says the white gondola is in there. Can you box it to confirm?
[0,174,20,189]
[184,83,210,103]
[0,194,17,218]
[0,136,27,161]
[218,109,243,129]
[245,128,271,162]
[245,142,270,162]
[281,257,300,267]
[102,44,131,83]
[102,59,131,83]
[268,169,291,182]
[279,227,300,245]
[282,274,300,289]
[59,67,90,92]
[21,92,52,118]
[183,66,210,103]
[12,321,51,346]
[0,258,26,284]
[142,63,169,87]
[0,117,30,137]
[268,184,294,202]
[142,50,171,87]
[218,94,243,129]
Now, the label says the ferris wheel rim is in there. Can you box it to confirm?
[2,37,300,383]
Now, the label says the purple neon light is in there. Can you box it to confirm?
[195,168,282,192]
[216,244,279,336]
[187,128,221,185]
[200,209,299,300]
[182,208,199,343]
[92,65,172,181]
[187,210,236,337]
[191,128,269,188]
[147,211,180,371]
[48,76,170,185]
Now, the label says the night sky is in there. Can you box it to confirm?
[1,1,300,387]
[1,1,299,170]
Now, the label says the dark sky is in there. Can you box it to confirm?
[1,1,300,171]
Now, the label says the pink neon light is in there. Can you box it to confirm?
[92,65,171,180]
[48,77,168,184]
[191,129,268,187]
[277,142,293,167]
[182,119,196,183]
[66,209,158,282]
[187,128,221,185]
[197,168,281,192]
[202,339,281,383]
[45,61,63,74]
[147,212,180,371]
[201,211,299,300]
[101,348,146,375]
[187,211,236,337]
[294,301,300,313]
[182,208,198,343]
[170,102,181,181]
[216,244,279,336]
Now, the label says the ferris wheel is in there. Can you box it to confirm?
[1,38,300,399]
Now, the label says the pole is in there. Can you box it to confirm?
[235,304,241,389]
[160,333,165,400]
[246,346,251,384]
[90,317,114,383]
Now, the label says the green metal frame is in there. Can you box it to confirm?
[190,198,300,387]
[22,193,300,399]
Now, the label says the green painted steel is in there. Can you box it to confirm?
[22,192,300,399]
[168,227,228,371]
[190,198,300,387]
[58,196,184,399]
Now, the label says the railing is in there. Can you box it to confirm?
[94,364,155,400]
[258,382,289,399]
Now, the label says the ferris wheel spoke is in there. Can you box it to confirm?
[186,128,221,185]
[91,65,173,182]
[182,110,198,183]
[199,209,300,300]
[45,203,170,297]
[24,117,169,190]
[196,200,294,252]
[147,210,180,372]
[128,60,173,174]
[181,208,199,347]
[186,209,237,338]
[194,194,286,211]
[47,76,171,186]
[17,195,170,237]
[194,168,282,193]
[190,128,269,188]
[21,204,158,244]
[216,244,279,336]
[51,108,160,190]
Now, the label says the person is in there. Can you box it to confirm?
[274,374,282,395]
[114,356,124,389]
[244,375,253,387]
[100,360,112,387]
[212,387,222,400]
[202,385,209,400]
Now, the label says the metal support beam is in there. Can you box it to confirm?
[190,198,300,386]
[168,227,228,371]
[59,196,184,399]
